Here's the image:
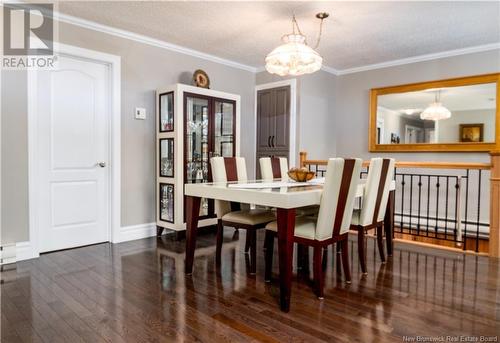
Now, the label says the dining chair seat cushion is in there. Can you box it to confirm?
[265,216,318,240]
[296,205,320,216]
[269,205,319,216]
[222,209,275,226]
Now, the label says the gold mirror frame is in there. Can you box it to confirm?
[369,73,500,152]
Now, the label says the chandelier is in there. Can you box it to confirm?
[265,13,328,76]
[420,90,451,121]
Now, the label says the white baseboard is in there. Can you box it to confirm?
[0,241,37,264]
[0,244,16,265]
[116,222,156,243]
[2,223,156,264]
[16,241,37,261]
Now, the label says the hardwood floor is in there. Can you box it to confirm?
[2,230,500,342]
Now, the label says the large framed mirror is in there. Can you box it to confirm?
[369,73,500,152]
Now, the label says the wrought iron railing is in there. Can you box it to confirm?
[299,152,491,253]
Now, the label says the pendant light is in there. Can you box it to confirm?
[420,90,451,121]
[265,13,328,76]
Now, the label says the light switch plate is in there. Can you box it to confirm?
[135,107,146,120]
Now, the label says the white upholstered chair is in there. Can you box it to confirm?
[211,157,275,274]
[259,156,319,216]
[351,158,395,274]
[259,156,289,181]
[264,158,362,298]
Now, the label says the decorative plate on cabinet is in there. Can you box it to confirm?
[193,69,210,89]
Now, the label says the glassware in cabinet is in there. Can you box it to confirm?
[185,95,210,217]
[214,100,235,157]
[159,183,174,223]
[159,138,174,177]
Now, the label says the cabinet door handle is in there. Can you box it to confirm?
[271,136,275,147]
[268,136,271,147]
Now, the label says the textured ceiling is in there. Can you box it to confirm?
[57,1,500,70]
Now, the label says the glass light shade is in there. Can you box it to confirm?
[420,102,451,121]
[265,34,322,76]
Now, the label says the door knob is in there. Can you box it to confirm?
[97,162,106,168]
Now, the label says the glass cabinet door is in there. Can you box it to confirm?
[214,100,235,157]
[159,183,174,223]
[185,95,210,217]
[159,138,174,177]
[159,92,174,132]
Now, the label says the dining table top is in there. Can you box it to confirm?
[184,178,396,209]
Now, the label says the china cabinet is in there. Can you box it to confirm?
[156,84,240,234]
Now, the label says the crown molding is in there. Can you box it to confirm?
[52,11,258,73]
[335,43,500,75]
[321,65,340,75]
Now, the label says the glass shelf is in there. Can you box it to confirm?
[214,100,235,157]
[159,183,174,223]
[186,96,210,216]
[159,138,174,177]
[159,92,174,132]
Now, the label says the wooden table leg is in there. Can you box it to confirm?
[384,190,395,256]
[185,196,201,275]
[276,208,296,312]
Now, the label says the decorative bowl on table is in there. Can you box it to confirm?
[287,168,315,182]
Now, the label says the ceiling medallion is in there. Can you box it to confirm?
[265,12,329,76]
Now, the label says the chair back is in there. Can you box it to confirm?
[375,158,395,222]
[315,158,362,241]
[357,158,395,226]
[210,157,248,218]
[211,157,247,183]
[259,157,288,181]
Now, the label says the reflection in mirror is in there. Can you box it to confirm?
[376,83,497,145]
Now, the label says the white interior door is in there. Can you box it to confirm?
[35,55,110,253]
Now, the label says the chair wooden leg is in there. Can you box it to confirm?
[322,247,328,272]
[377,224,386,263]
[313,246,324,299]
[216,220,223,266]
[357,226,367,274]
[296,244,302,271]
[384,190,395,256]
[341,238,351,283]
[249,230,257,275]
[335,242,342,276]
[264,231,274,282]
[244,233,251,254]
[298,245,310,274]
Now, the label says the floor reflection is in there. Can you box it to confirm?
[1,231,499,342]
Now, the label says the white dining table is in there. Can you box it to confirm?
[184,178,396,312]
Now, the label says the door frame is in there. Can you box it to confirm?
[27,43,121,258]
[254,79,297,168]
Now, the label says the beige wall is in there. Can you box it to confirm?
[1,21,256,244]
[1,71,29,244]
